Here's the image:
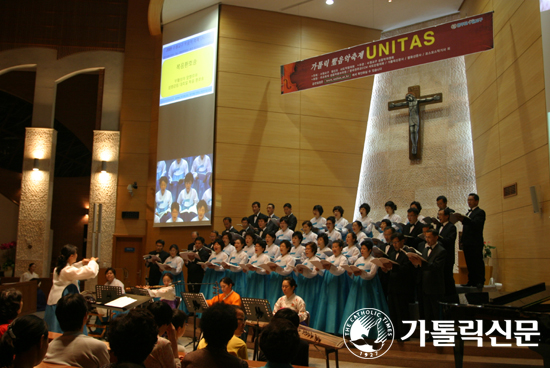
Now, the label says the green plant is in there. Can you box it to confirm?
[483,243,496,258]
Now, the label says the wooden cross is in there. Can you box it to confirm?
[388,85,443,160]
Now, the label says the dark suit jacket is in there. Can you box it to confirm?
[403,221,423,249]
[248,212,268,229]
[286,213,298,231]
[240,225,257,238]
[186,246,211,282]
[388,250,415,296]
[225,227,239,234]
[420,242,446,295]
[147,250,169,283]
[461,207,486,248]
[437,222,457,266]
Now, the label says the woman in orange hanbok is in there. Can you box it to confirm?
[206,277,242,306]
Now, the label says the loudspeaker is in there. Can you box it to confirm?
[530,186,542,214]
[122,211,139,219]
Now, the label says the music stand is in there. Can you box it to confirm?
[242,297,272,360]
[181,292,209,350]
[96,285,122,303]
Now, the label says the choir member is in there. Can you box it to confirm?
[248,201,267,229]
[176,173,198,212]
[264,232,281,260]
[185,237,210,293]
[243,232,256,257]
[437,208,458,301]
[383,200,402,223]
[403,208,423,250]
[325,216,342,243]
[376,219,393,241]
[310,205,326,231]
[221,232,236,256]
[301,221,318,245]
[273,277,307,323]
[45,244,99,333]
[352,221,367,243]
[290,232,305,261]
[315,233,331,260]
[314,240,350,334]
[146,239,169,286]
[283,203,298,231]
[275,217,294,243]
[257,218,270,239]
[240,217,256,238]
[340,240,389,333]
[160,244,184,286]
[245,239,270,299]
[166,202,183,223]
[295,242,324,327]
[436,195,454,215]
[191,200,209,222]
[357,203,374,235]
[382,233,415,341]
[223,217,239,234]
[343,232,360,264]
[267,240,295,309]
[332,206,349,233]
[223,238,249,298]
[200,239,229,301]
[409,201,425,223]
[155,176,172,223]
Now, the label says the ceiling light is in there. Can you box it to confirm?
[326,0,334,4]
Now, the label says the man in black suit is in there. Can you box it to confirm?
[240,217,257,237]
[187,231,199,250]
[436,195,454,215]
[146,239,170,286]
[383,233,415,341]
[283,203,298,231]
[248,201,268,230]
[403,207,423,250]
[222,217,239,234]
[437,208,458,301]
[456,193,486,288]
[258,218,270,239]
[266,203,280,224]
[408,229,446,336]
[185,236,211,293]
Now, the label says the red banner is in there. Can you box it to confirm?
[281,12,493,94]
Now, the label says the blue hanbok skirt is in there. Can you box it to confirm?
[246,272,269,300]
[296,273,324,326]
[226,270,247,299]
[200,268,226,301]
[314,272,350,333]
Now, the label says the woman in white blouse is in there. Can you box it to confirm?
[357,203,374,236]
[267,240,295,309]
[383,200,402,223]
[325,216,342,243]
[343,232,360,264]
[200,239,228,301]
[264,232,281,260]
[221,232,236,256]
[223,237,249,298]
[104,268,125,294]
[275,217,294,243]
[301,221,318,245]
[332,205,349,233]
[310,205,326,231]
[352,221,368,244]
[45,244,99,333]
[273,277,307,323]
[314,239,350,333]
[295,242,324,328]
[245,239,271,300]
[19,263,39,282]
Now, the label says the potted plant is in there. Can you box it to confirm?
[1,241,16,277]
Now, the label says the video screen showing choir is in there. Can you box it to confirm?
[154,154,213,226]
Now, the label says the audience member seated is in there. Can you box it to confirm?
[197,305,247,360]
[0,288,22,338]
[0,315,49,368]
[104,267,125,294]
[44,294,109,368]
[258,308,309,367]
[182,303,248,368]
[145,302,181,368]
[172,309,189,354]
[108,309,159,368]
[259,318,301,368]
[19,263,39,282]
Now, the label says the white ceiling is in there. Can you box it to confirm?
[162,0,464,32]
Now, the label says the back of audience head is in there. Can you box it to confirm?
[172,309,188,339]
[55,293,88,332]
[147,301,173,335]
[200,303,237,349]
[272,308,300,328]
[0,315,49,368]
[0,288,22,324]
[109,309,158,364]
[260,319,300,364]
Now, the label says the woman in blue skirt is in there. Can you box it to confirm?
[245,239,270,299]
[223,237,249,298]
[266,240,295,310]
[199,239,229,301]
[314,239,350,334]
[295,242,324,328]
[340,240,390,333]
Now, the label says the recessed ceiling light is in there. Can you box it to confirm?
[326,0,334,4]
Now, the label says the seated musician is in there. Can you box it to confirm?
[259,318,301,368]
[104,267,125,294]
[206,277,241,306]
[44,294,109,368]
[197,305,247,360]
[273,277,307,323]
[143,273,177,309]
[145,302,181,368]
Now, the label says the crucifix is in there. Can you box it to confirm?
[388,85,443,160]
